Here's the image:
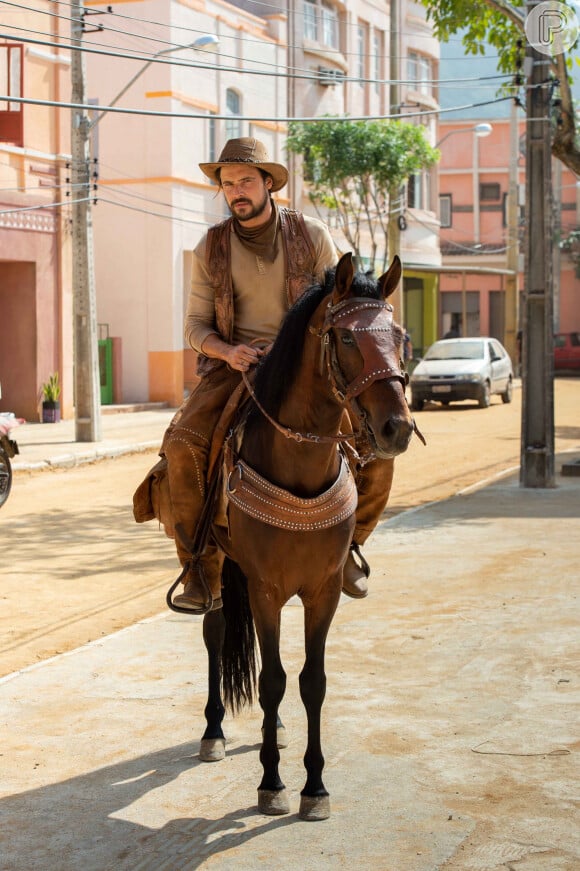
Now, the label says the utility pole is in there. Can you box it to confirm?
[71,0,101,442]
[520,1,554,487]
[388,0,403,323]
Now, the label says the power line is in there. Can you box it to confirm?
[19,0,475,57]
[0,91,516,124]
[0,195,92,214]
[97,195,210,227]
[0,28,514,89]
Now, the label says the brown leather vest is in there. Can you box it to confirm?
[197,207,317,376]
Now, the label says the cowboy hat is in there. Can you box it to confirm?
[199,137,288,192]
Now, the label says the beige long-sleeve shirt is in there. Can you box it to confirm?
[185,214,338,353]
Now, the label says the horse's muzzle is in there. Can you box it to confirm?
[368,415,414,458]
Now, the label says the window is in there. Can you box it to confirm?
[407,52,432,97]
[373,32,382,95]
[0,44,23,146]
[408,173,423,210]
[304,0,339,49]
[439,194,452,228]
[225,89,241,141]
[304,0,317,40]
[480,182,501,201]
[208,112,216,163]
[321,3,338,48]
[357,24,365,85]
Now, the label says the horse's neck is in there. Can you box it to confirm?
[242,327,344,496]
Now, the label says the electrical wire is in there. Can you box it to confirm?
[0,90,516,123]
[13,0,488,61]
[0,25,515,89]
[0,195,93,214]
[97,195,210,227]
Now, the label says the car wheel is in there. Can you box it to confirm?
[411,397,424,412]
[478,381,491,408]
[501,377,513,404]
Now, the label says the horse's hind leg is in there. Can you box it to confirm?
[254,611,290,815]
[298,596,339,821]
[200,609,226,762]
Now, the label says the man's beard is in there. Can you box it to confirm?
[229,188,270,223]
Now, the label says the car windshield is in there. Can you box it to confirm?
[425,340,484,361]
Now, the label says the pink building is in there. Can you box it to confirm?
[437,111,579,366]
[0,8,73,421]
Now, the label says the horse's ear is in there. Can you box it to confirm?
[378,255,402,301]
[332,252,355,303]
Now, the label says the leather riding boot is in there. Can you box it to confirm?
[342,543,370,599]
[173,545,224,612]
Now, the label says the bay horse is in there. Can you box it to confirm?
[185,252,415,821]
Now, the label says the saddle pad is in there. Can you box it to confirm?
[226,454,357,531]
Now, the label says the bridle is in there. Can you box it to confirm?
[242,295,414,453]
[316,296,408,403]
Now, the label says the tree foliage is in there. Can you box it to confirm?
[286,119,438,271]
[420,0,580,175]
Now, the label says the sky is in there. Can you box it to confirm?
[438,28,580,122]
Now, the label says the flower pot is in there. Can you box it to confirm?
[42,400,61,423]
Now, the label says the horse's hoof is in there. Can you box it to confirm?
[199,737,226,762]
[299,794,331,821]
[258,788,290,816]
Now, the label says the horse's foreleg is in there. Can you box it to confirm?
[298,594,339,821]
[254,612,289,815]
[200,609,226,762]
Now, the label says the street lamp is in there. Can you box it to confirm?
[435,122,492,149]
[89,35,220,131]
[70,19,219,442]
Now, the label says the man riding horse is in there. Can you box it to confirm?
[134,137,398,612]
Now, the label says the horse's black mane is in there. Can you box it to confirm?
[251,263,386,419]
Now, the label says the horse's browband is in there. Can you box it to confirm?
[320,296,406,402]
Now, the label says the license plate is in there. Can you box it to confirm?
[432,385,451,393]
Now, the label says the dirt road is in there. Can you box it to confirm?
[1,378,578,678]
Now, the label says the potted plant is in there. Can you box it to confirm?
[41,373,61,423]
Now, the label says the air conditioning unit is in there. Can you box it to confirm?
[317,66,345,86]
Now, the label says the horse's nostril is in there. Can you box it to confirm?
[384,417,414,440]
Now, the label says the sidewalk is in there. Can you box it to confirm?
[11,404,177,471]
[1,451,578,869]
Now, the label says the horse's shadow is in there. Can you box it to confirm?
[1,740,298,870]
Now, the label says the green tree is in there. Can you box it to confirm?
[286,119,439,272]
[420,0,580,174]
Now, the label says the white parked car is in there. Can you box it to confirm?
[409,337,514,410]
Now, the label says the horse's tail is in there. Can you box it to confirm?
[221,557,257,713]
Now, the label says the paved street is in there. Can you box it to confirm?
[1,452,579,869]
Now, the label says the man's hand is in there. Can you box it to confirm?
[200,334,266,372]
[224,343,265,372]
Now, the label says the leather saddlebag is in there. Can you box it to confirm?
[132,456,175,540]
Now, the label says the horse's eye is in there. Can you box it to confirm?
[340,331,356,347]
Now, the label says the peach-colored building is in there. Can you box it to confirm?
[437,45,579,366]
[88,0,441,405]
[2,0,442,416]
[0,6,73,420]
[86,0,289,406]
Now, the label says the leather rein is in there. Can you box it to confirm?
[241,295,410,452]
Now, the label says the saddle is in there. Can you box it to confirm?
[133,378,357,552]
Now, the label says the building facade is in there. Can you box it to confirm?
[437,41,579,367]
[0,5,73,421]
[88,0,441,406]
[2,0,442,417]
